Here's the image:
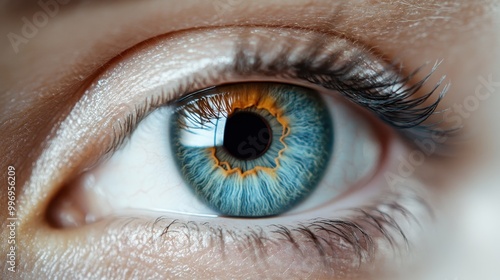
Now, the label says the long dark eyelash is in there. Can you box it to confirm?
[231,34,455,141]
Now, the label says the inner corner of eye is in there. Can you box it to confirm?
[47,82,385,228]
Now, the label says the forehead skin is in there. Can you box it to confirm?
[1,0,500,279]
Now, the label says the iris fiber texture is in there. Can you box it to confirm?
[172,83,333,217]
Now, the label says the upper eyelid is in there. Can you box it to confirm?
[98,27,450,156]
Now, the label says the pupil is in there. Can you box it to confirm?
[223,111,272,160]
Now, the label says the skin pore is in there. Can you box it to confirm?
[1,0,500,279]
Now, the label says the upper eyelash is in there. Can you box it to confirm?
[174,35,453,138]
[104,31,457,157]
[230,35,454,139]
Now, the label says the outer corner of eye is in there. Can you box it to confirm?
[46,81,394,228]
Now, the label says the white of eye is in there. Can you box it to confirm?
[61,89,382,224]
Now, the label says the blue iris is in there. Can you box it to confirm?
[171,83,333,217]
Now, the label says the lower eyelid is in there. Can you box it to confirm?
[35,147,434,279]
[42,138,432,277]
[32,181,432,279]
[39,138,432,278]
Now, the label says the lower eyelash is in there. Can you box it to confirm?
[106,188,432,271]
[271,198,426,267]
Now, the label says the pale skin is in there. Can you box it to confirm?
[1,0,500,279]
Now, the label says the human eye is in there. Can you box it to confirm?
[39,25,453,278]
[4,0,500,278]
